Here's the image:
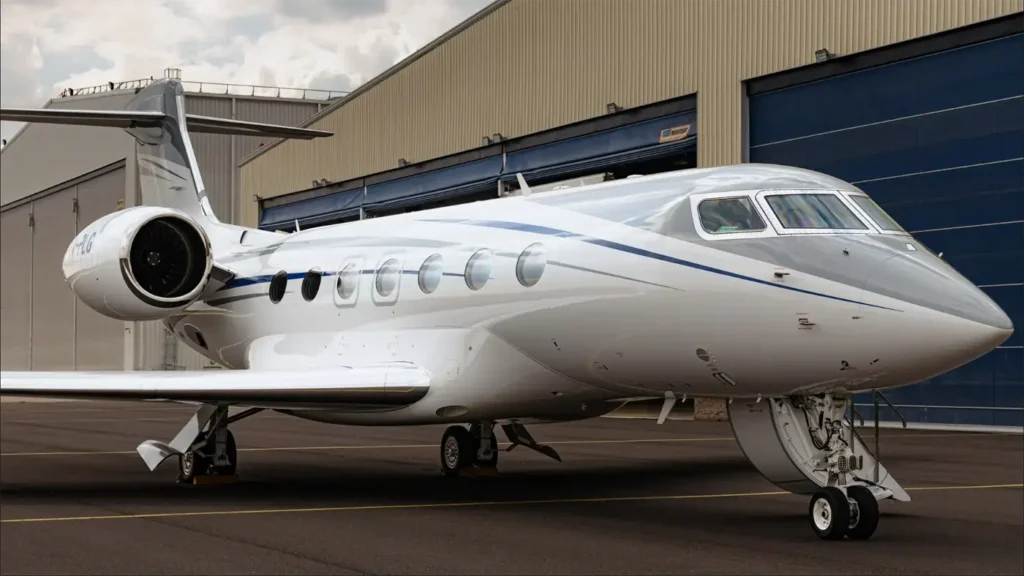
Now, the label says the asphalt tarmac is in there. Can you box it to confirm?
[1,400,1021,575]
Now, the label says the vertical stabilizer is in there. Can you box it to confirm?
[123,80,220,225]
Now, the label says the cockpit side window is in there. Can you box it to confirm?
[848,195,905,233]
[698,196,767,234]
[764,193,868,230]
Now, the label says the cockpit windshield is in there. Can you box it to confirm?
[698,197,767,233]
[848,194,905,233]
[764,193,868,230]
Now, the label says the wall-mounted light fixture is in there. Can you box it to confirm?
[482,136,493,146]
[398,158,409,167]
[606,102,622,114]
[814,48,835,63]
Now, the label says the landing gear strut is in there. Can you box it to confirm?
[440,422,498,475]
[728,392,909,542]
[178,428,237,483]
[439,421,563,476]
[135,404,262,484]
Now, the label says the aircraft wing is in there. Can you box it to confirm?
[0,363,430,410]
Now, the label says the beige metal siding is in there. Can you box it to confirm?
[0,205,33,370]
[183,95,320,225]
[240,0,1022,227]
[30,186,77,371]
[1,92,136,207]
[234,100,322,162]
[74,168,127,371]
[186,96,235,223]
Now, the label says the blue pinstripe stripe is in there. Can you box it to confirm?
[419,218,900,312]
[215,218,899,312]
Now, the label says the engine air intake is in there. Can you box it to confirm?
[128,216,208,300]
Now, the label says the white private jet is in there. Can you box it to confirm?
[0,79,1013,541]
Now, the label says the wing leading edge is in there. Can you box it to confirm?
[0,363,430,409]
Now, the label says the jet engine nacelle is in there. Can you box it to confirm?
[62,206,213,321]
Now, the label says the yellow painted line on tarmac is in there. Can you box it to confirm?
[1,483,1020,525]
[0,436,735,457]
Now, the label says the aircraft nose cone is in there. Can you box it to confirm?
[858,250,1014,385]
[864,251,1014,333]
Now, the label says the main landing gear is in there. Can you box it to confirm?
[439,421,562,476]
[135,404,263,484]
[728,393,910,541]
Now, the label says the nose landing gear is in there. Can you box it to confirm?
[728,392,909,542]
[809,485,879,541]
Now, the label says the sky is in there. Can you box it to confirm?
[0,0,493,146]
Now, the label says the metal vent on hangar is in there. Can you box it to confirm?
[257,93,697,232]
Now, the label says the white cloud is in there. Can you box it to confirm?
[0,0,492,146]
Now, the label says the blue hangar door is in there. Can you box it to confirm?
[747,21,1023,428]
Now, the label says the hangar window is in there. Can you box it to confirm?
[336,263,359,300]
[764,194,868,230]
[301,268,322,302]
[848,194,905,233]
[418,254,444,294]
[268,271,287,303]
[375,258,401,297]
[698,197,767,234]
[465,249,492,291]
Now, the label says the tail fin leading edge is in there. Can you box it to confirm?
[0,79,331,227]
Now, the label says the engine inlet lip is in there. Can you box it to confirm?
[119,210,213,306]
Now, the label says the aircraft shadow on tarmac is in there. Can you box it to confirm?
[0,455,934,544]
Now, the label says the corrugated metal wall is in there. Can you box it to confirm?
[0,92,136,207]
[184,95,321,225]
[239,0,1023,227]
[75,169,131,371]
[0,205,33,370]
[0,166,127,371]
[30,187,77,371]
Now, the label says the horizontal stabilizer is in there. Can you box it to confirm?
[0,363,428,409]
[0,108,332,139]
[0,108,164,128]
[184,114,331,139]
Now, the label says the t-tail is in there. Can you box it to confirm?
[0,79,332,322]
[0,78,330,232]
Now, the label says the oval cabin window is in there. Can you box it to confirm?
[268,271,287,303]
[464,249,492,291]
[418,254,443,294]
[301,268,322,301]
[375,258,401,297]
[516,243,547,287]
[336,263,359,300]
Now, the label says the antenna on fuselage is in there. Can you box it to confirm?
[294,219,301,232]
[515,173,532,197]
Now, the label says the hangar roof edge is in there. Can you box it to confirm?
[237,0,511,169]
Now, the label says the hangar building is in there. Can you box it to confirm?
[238,1,1023,428]
[0,70,338,372]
